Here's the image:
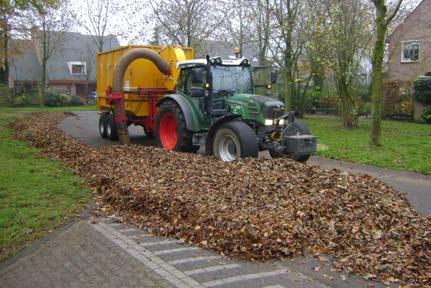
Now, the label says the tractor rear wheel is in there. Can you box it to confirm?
[155,100,196,152]
[106,114,119,141]
[99,114,107,138]
[212,121,258,162]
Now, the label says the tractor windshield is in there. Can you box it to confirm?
[211,65,253,95]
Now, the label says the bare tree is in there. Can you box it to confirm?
[369,0,403,146]
[270,0,312,114]
[149,0,226,49]
[222,0,255,58]
[253,0,271,66]
[80,0,120,52]
[78,36,97,102]
[28,0,72,106]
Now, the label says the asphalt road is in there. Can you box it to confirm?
[59,111,431,216]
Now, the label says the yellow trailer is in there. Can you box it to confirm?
[96,45,194,117]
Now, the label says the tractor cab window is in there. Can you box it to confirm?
[177,67,206,97]
[211,65,253,95]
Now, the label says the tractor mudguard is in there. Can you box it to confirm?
[205,114,241,155]
[157,94,197,131]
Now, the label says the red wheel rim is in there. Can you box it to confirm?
[159,112,178,150]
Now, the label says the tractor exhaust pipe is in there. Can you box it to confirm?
[111,48,171,144]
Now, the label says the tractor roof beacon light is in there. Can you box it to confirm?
[234,47,240,59]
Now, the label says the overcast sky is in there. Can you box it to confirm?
[69,0,154,45]
[68,0,423,47]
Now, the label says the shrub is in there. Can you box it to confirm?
[69,95,83,106]
[14,90,38,106]
[44,89,67,107]
[0,84,13,106]
[382,80,413,119]
[413,76,431,105]
[421,106,431,124]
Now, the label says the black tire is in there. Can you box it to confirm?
[290,154,310,162]
[99,114,107,138]
[106,114,119,141]
[155,100,197,152]
[143,127,155,138]
[212,121,258,162]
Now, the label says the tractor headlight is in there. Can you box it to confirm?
[264,119,273,126]
[279,119,285,125]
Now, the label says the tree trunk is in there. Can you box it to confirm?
[283,49,294,111]
[39,61,46,107]
[284,70,294,111]
[38,19,47,107]
[370,3,387,146]
[337,79,358,128]
[0,16,9,84]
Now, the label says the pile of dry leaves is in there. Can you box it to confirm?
[11,112,430,286]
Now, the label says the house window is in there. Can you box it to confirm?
[401,41,420,63]
[67,61,87,75]
[71,64,84,74]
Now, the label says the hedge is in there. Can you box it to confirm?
[413,76,431,105]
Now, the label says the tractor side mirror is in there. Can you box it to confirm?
[192,68,203,84]
[270,71,277,84]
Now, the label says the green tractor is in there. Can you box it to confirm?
[155,56,316,162]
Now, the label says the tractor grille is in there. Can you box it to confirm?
[247,104,259,119]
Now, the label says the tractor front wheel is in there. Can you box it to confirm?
[155,101,196,152]
[212,121,258,162]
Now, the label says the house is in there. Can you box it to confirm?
[387,0,431,82]
[386,0,431,118]
[8,31,120,97]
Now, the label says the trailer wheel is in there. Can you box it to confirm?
[99,114,107,138]
[155,100,196,152]
[106,114,119,141]
[212,121,258,162]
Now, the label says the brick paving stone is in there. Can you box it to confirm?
[0,221,174,288]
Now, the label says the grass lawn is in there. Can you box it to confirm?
[304,115,431,174]
[0,111,91,261]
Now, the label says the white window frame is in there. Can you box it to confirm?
[401,41,420,63]
[67,61,87,75]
